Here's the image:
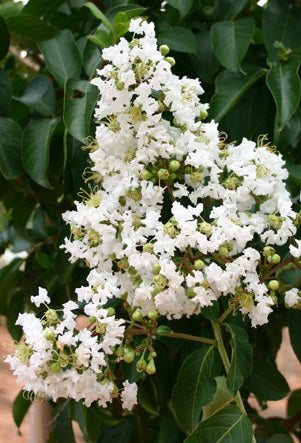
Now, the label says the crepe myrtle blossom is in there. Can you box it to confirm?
[6,18,300,409]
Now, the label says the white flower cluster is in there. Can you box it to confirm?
[62,18,297,327]
[6,18,300,409]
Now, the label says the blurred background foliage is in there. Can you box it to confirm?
[0,0,301,441]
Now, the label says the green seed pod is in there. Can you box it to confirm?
[146,357,156,375]
[132,309,143,322]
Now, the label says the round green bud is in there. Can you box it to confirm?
[136,357,147,372]
[150,351,157,358]
[186,287,196,298]
[143,243,154,253]
[146,358,156,375]
[194,259,204,270]
[270,253,281,264]
[198,108,208,120]
[107,307,115,317]
[153,273,167,289]
[159,44,170,56]
[116,81,125,91]
[165,56,175,66]
[157,168,170,180]
[218,246,229,258]
[147,309,159,321]
[168,160,181,172]
[132,309,143,322]
[140,169,152,181]
[263,246,276,257]
[198,221,212,236]
[44,328,55,341]
[124,348,135,363]
[268,280,280,291]
[153,262,161,275]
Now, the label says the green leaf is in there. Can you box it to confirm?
[0,69,12,116]
[266,59,301,130]
[244,354,289,400]
[265,435,294,443]
[12,390,31,430]
[202,376,234,421]
[22,118,59,188]
[113,11,130,41]
[88,29,113,48]
[0,118,23,179]
[158,27,198,55]
[78,38,102,78]
[0,202,10,233]
[107,5,147,21]
[39,30,82,87]
[184,405,253,443]
[224,323,253,395]
[286,162,301,187]
[210,66,266,122]
[23,0,65,18]
[263,0,301,61]
[84,2,114,33]
[196,30,220,84]
[287,388,301,417]
[138,377,160,416]
[211,17,255,72]
[0,258,23,315]
[15,77,56,117]
[166,0,193,18]
[287,309,301,362]
[0,15,10,60]
[172,346,217,433]
[64,79,99,141]
[214,0,250,20]
[6,15,54,42]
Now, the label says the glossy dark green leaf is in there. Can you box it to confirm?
[81,40,102,77]
[15,76,56,116]
[138,377,160,416]
[245,354,289,400]
[39,30,82,87]
[184,405,253,443]
[265,434,294,443]
[88,29,113,48]
[196,30,220,84]
[287,388,301,417]
[211,17,255,72]
[0,69,12,116]
[0,202,10,233]
[64,79,99,141]
[287,310,301,362]
[6,15,54,42]
[22,118,59,188]
[84,2,114,32]
[263,0,301,61]
[210,66,266,122]
[266,59,301,130]
[107,5,147,21]
[225,323,253,395]
[0,258,23,315]
[158,27,198,54]
[172,346,216,433]
[202,376,233,421]
[157,410,185,443]
[0,2,22,19]
[0,15,10,60]
[12,390,31,429]
[0,118,23,179]
[166,0,193,18]
[22,0,65,18]
[214,0,249,20]
[286,162,301,187]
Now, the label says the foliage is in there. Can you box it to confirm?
[0,0,301,442]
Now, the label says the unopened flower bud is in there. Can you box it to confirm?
[269,253,281,264]
[194,259,204,270]
[198,221,212,236]
[157,168,170,180]
[198,108,208,120]
[45,309,59,326]
[168,160,180,172]
[153,274,167,289]
[146,358,156,375]
[159,44,170,55]
[143,243,154,253]
[147,309,159,321]
[268,280,280,291]
[190,171,203,183]
[107,307,115,317]
[140,169,152,180]
[263,246,276,257]
[166,56,175,66]
[116,80,125,91]
[186,287,196,298]
[124,348,135,363]
[44,328,55,341]
[218,246,229,258]
[136,357,147,372]
[132,309,143,322]
[153,262,161,275]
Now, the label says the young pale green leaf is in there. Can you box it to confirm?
[202,376,234,421]
[12,390,31,430]
[39,30,82,87]
[0,69,12,116]
[0,118,23,180]
[84,2,114,33]
[245,354,289,400]
[211,17,255,72]
[166,0,193,18]
[22,118,59,188]
[0,16,10,60]
[88,30,112,48]
[184,405,253,443]
[224,323,253,395]
[6,15,55,42]
[210,66,266,122]
[107,5,147,21]
[158,27,197,54]
[266,59,301,130]
[172,346,217,433]
[263,0,301,61]
[15,76,56,117]
[287,310,301,362]
[64,79,99,141]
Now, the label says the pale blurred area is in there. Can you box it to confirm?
[1,322,300,442]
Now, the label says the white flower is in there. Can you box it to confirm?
[285,288,300,307]
[290,240,301,258]
[121,380,138,410]
[30,287,51,307]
